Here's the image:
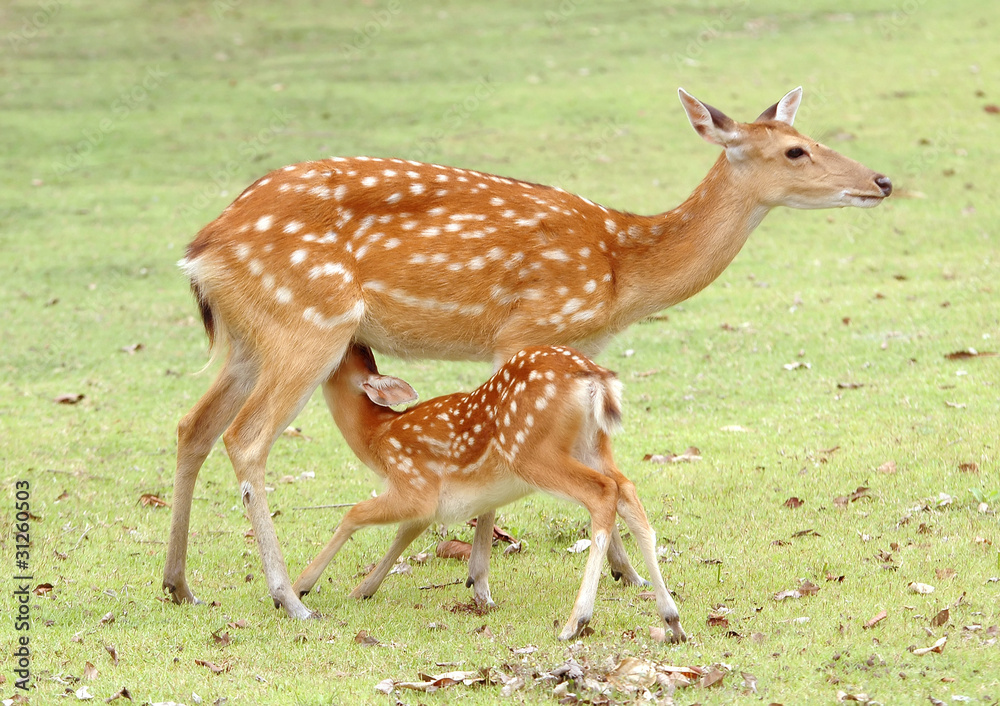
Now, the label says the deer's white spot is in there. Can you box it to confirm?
[283,220,303,234]
[275,287,292,304]
[361,176,378,187]
[255,215,274,232]
[386,192,403,204]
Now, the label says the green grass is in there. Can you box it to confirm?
[2,0,998,703]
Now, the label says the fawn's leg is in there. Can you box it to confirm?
[606,525,648,587]
[522,455,619,641]
[599,438,686,643]
[293,486,436,599]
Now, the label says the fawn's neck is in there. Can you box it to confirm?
[613,153,770,322]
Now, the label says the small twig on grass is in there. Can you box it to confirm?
[70,524,92,552]
[418,579,464,591]
[291,503,357,510]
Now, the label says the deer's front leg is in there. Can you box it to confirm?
[466,510,497,608]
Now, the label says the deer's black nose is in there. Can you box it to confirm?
[875,174,892,197]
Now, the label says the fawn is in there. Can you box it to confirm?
[165,87,891,619]
[292,343,686,642]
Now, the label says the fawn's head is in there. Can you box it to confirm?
[335,344,419,408]
[679,87,892,210]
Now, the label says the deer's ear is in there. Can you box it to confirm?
[362,375,418,407]
[756,87,802,125]
[678,88,740,146]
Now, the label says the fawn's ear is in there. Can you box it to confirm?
[678,87,740,147]
[362,374,419,407]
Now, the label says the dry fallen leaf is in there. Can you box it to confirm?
[958,462,979,474]
[55,393,85,405]
[75,686,93,701]
[643,446,701,463]
[944,348,997,360]
[864,610,887,629]
[912,635,947,655]
[877,460,897,474]
[354,629,379,646]
[194,658,229,674]
[783,361,811,371]
[436,540,472,561]
[909,582,935,595]
[139,493,169,508]
[120,343,144,354]
[784,497,805,509]
[700,665,726,689]
[105,644,119,666]
[931,608,950,627]
[33,583,53,596]
[565,539,591,554]
[99,612,115,626]
[105,687,132,703]
[82,661,98,680]
[211,629,231,647]
[608,657,657,692]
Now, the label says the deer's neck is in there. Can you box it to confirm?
[614,153,770,322]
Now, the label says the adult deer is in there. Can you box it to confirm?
[165,87,891,619]
[291,343,686,642]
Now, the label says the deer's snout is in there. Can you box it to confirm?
[875,174,892,197]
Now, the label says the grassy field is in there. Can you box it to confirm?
[2,0,998,703]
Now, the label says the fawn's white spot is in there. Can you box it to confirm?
[283,220,303,234]
[255,215,274,232]
[275,287,292,304]
[361,176,378,187]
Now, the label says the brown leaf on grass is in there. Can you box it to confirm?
[909,582,935,595]
[608,657,657,692]
[55,393,85,405]
[99,612,115,626]
[912,635,947,655]
[986,104,1000,114]
[798,580,820,596]
[119,343,144,354]
[930,608,950,627]
[211,629,231,647]
[194,658,229,674]
[395,670,488,692]
[104,644,119,666]
[944,348,997,360]
[935,567,957,581]
[877,460,897,474]
[741,671,758,694]
[643,446,701,463]
[958,462,979,474]
[436,540,472,561]
[863,609,887,629]
[105,687,132,702]
[138,493,169,508]
[82,661,98,680]
[837,381,864,390]
[33,583,53,596]
[700,665,726,689]
[837,691,872,702]
[354,629,379,646]
[707,612,730,628]
[784,496,804,509]
[792,528,820,538]
[226,618,248,629]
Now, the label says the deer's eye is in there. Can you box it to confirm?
[785,147,806,159]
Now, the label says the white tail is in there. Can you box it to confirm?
[291,343,686,642]
[164,88,891,620]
